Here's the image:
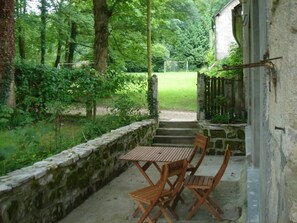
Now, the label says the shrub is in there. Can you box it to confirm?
[203,44,243,77]
[0,105,14,130]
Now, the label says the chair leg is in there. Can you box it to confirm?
[187,192,205,220]
[187,188,223,221]
[136,201,155,223]
[171,185,188,210]
[206,196,223,214]
[194,189,223,219]
[167,206,179,220]
[159,206,174,223]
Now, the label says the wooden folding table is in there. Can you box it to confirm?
[120,146,194,186]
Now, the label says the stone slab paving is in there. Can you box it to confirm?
[58,156,246,223]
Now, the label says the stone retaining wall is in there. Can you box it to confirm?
[199,121,246,156]
[0,120,157,223]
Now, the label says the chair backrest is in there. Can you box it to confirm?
[188,133,209,175]
[213,144,231,188]
[159,159,188,198]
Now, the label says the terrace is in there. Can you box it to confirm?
[58,154,247,223]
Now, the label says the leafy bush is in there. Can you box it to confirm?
[203,44,243,77]
[211,113,247,124]
[110,75,148,121]
[0,105,14,130]
[14,61,138,122]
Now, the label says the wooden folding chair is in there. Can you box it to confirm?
[187,133,209,175]
[129,159,188,223]
[183,144,231,221]
[172,133,209,209]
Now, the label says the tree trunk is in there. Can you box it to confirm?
[0,0,16,108]
[91,0,112,119]
[93,0,111,74]
[18,26,26,59]
[67,21,77,64]
[54,38,62,68]
[40,0,47,64]
[16,0,26,59]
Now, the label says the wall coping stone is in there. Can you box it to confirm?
[210,123,247,128]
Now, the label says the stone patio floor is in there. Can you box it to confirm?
[58,155,247,223]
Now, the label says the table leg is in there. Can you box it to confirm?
[133,161,154,185]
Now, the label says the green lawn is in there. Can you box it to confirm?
[156,72,197,111]
[128,72,197,111]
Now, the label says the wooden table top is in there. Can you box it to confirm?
[120,146,194,162]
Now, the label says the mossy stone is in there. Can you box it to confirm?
[207,148,216,155]
[237,129,245,139]
[215,140,223,149]
[227,131,237,139]
[203,129,209,136]
[207,141,214,148]
[7,200,19,221]
[210,130,226,138]
[225,141,245,152]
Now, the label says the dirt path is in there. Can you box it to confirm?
[66,106,197,121]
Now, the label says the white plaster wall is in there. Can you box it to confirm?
[215,0,240,60]
[267,0,297,222]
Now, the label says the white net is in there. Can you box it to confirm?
[164,60,188,72]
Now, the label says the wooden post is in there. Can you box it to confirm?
[197,72,205,120]
[147,0,152,78]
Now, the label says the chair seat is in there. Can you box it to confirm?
[129,186,172,204]
[184,175,214,189]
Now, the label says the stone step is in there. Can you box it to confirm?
[158,121,199,129]
[153,135,195,145]
[156,128,199,136]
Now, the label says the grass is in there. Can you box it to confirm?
[128,72,197,112]
[156,72,197,111]
[0,119,83,175]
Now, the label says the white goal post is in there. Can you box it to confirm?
[163,60,188,72]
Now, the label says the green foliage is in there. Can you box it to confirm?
[203,44,243,77]
[211,114,231,124]
[0,63,13,105]
[147,76,158,119]
[110,74,148,121]
[211,113,247,124]
[0,106,14,130]
[0,112,147,176]
[14,62,130,121]
[172,20,209,68]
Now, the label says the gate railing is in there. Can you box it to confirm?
[197,73,245,120]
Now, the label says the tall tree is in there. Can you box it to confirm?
[16,0,27,59]
[93,0,111,74]
[0,0,15,108]
[67,20,77,64]
[40,0,47,64]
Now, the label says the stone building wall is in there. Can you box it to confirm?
[265,1,297,222]
[242,0,297,222]
[0,120,157,223]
